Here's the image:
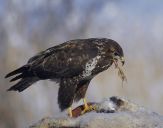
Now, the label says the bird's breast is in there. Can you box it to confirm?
[92,60,112,75]
[81,55,112,79]
[81,55,100,78]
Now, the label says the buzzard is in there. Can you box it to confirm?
[5,38,125,117]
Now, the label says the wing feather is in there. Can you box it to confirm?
[28,40,99,78]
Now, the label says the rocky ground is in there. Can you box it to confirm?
[29,96,163,128]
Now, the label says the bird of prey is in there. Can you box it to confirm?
[5,38,125,117]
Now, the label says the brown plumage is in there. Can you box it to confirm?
[5,38,125,112]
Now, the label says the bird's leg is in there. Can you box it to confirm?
[83,98,89,109]
[81,98,95,115]
[68,107,73,117]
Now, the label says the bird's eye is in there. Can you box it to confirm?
[114,52,119,56]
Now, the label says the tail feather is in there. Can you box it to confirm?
[6,65,39,92]
[10,74,25,82]
[7,77,39,92]
[5,65,29,78]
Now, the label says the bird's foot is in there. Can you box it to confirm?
[81,104,96,115]
[68,107,73,117]
[81,98,96,115]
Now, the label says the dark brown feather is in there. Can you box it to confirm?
[5,65,29,78]
[10,74,24,82]
[58,78,79,111]
[7,77,39,92]
[74,80,90,102]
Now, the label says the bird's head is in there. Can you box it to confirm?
[109,40,125,66]
[104,39,127,83]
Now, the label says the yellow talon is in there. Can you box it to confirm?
[68,107,73,117]
[81,98,95,115]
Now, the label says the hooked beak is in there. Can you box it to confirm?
[120,57,125,66]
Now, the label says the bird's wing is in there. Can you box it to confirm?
[28,40,99,78]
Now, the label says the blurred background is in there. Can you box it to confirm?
[1,0,163,127]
